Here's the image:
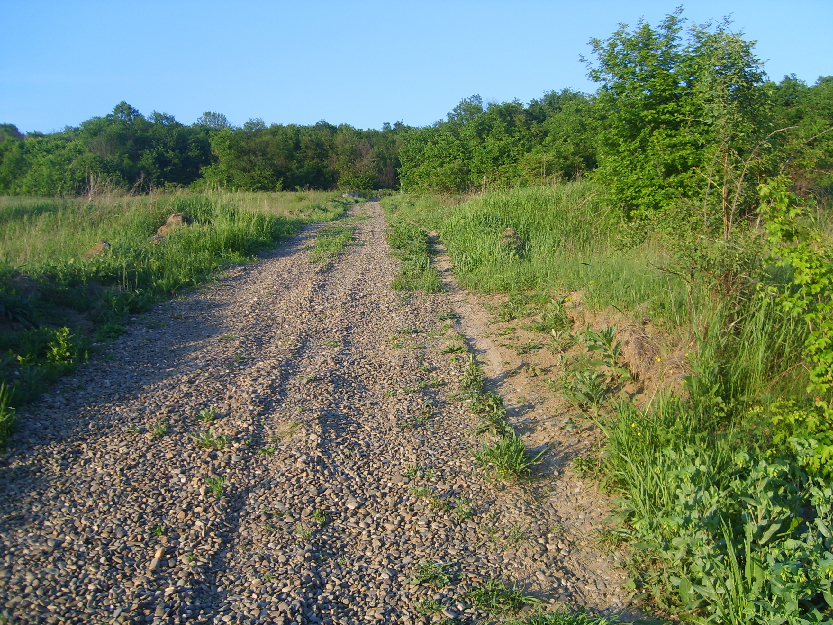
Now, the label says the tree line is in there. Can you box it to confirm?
[401,12,832,224]
[0,103,408,195]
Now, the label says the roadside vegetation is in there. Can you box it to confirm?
[382,9,833,624]
[0,190,354,446]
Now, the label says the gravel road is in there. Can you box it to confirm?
[0,204,630,624]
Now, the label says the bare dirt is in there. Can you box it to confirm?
[0,204,637,624]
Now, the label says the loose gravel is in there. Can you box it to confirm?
[0,204,631,624]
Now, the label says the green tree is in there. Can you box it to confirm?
[586,8,772,231]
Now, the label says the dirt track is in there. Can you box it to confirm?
[0,203,631,624]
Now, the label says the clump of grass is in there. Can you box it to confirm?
[410,560,452,588]
[472,431,547,481]
[460,354,484,393]
[414,599,443,616]
[309,222,357,265]
[503,608,620,624]
[205,475,225,498]
[191,429,228,450]
[465,577,541,614]
[150,420,169,438]
[385,219,442,292]
[196,406,217,423]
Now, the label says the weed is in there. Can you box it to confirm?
[513,340,542,355]
[192,430,228,450]
[583,325,631,382]
[460,354,484,392]
[263,572,275,582]
[423,467,436,480]
[527,298,570,333]
[563,369,608,412]
[403,465,420,478]
[472,432,548,481]
[409,485,431,498]
[410,560,452,588]
[466,577,541,614]
[324,339,340,348]
[150,420,169,438]
[124,423,141,434]
[296,524,311,540]
[571,455,600,477]
[441,344,465,354]
[219,334,236,342]
[429,496,451,511]
[506,524,526,543]
[438,311,460,321]
[152,525,164,537]
[196,406,217,423]
[338,556,348,566]
[205,475,225,498]
[258,445,276,456]
[453,497,475,520]
[469,390,512,436]
[414,599,443,616]
[312,509,327,526]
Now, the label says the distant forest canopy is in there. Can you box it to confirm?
[0,103,408,195]
[1,9,831,209]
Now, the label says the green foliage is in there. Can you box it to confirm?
[205,475,225,498]
[0,383,16,449]
[0,190,349,447]
[409,560,452,588]
[472,430,547,481]
[385,219,442,292]
[0,103,410,196]
[760,179,833,410]
[399,91,597,193]
[465,577,541,614]
[586,9,772,222]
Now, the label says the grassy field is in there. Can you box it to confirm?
[0,190,355,445]
[382,182,833,623]
[382,184,691,326]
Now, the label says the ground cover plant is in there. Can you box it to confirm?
[385,176,832,622]
[0,190,354,446]
[384,216,442,292]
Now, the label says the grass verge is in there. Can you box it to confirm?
[383,216,442,293]
[387,181,833,623]
[0,190,355,448]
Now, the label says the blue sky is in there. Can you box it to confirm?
[1,0,831,133]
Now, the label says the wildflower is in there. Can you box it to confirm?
[631,423,637,428]
[655,356,662,362]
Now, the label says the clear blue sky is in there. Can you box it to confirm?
[1,0,831,133]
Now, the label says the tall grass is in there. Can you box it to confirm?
[0,190,353,447]
[382,183,692,325]
[385,182,833,622]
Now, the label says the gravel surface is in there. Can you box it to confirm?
[0,204,631,624]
